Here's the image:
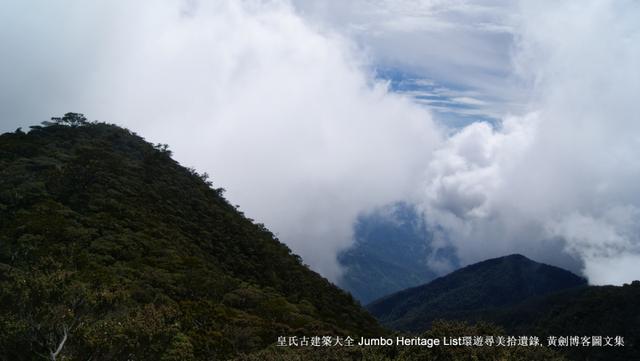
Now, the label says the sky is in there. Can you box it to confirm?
[1,0,639,285]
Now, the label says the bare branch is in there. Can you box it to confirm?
[49,325,68,361]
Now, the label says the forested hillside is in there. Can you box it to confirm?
[0,114,381,360]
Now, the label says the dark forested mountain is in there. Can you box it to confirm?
[0,116,382,360]
[368,254,587,331]
[368,254,640,360]
[337,203,457,304]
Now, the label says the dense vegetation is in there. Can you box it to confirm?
[337,203,456,304]
[0,114,382,360]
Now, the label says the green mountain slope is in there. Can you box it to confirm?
[0,116,382,360]
[368,254,587,331]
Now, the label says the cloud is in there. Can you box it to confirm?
[0,0,441,281]
[420,0,640,284]
[546,206,640,284]
[377,72,503,127]
[2,0,639,285]
[292,0,526,120]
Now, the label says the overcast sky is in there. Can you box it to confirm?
[1,0,639,284]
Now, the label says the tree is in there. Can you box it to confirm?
[43,113,88,127]
[161,333,196,361]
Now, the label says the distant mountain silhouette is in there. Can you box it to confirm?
[368,254,587,331]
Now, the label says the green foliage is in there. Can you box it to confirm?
[161,333,196,361]
[43,112,88,127]
[0,119,382,360]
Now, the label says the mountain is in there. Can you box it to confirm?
[0,116,382,360]
[337,203,457,304]
[368,254,587,331]
[368,254,640,360]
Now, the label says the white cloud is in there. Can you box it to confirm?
[546,206,640,284]
[292,0,525,120]
[580,254,640,286]
[0,0,441,281]
[420,0,640,284]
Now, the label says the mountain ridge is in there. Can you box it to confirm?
[367,253,640,360]
[368,253,587,331]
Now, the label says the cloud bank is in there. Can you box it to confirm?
[421,0,640,284]
[293,0,525,120]
[0,0,441,281]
